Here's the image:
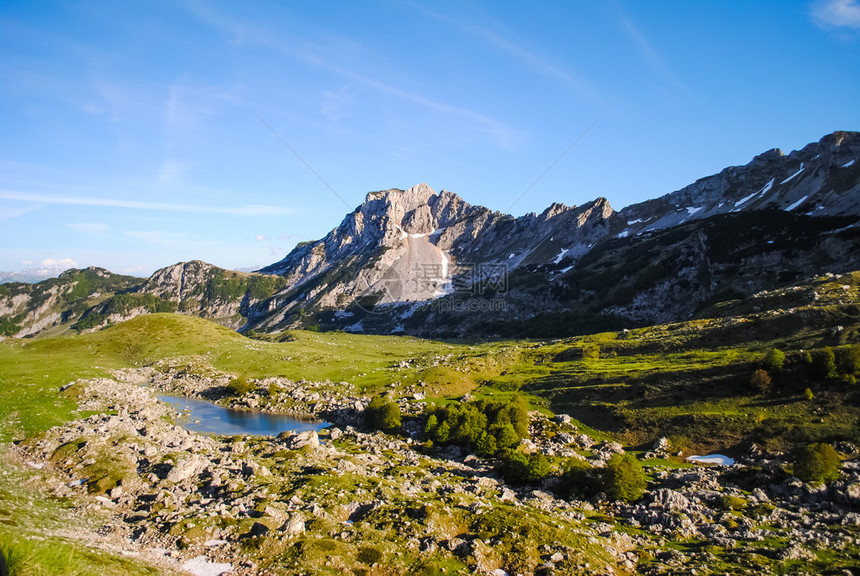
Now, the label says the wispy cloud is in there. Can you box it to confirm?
[615,9,687,93]
[811,0,860,29]
[187,1,520,149]
[410,4,610,108]
[0,190,294,216]
[68,222,110,234]
[0,203,40,222]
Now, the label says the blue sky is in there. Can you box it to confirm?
[1,0,859,276]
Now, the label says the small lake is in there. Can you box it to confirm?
[159,395,329,437]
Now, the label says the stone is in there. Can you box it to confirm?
[281,514,305,536]
[286,431,319,450]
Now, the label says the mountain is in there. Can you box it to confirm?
[250,131,860,336]
[2,131,859,339]
[0,262,285,338]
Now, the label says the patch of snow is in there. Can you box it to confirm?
[616,230,629,238]
[181,556,233,576]
[391,324,405,333]
[785,195,808,211]
[552,248,568,264]
[400,304,420,319]
[626,218,643,226]
[344,321,363,333]
[687,454,735,466]
[759,178,775,195]
[26,461,46,469]
[204,540,228,548]
[559,265,574,274]
[508,253,515,259]
[334,310,353,319]
[844,159,856,168]
[685,206,704,216]
[767,240,774,244]
[409,233,426,238]
[780,162,804,184]
[733,191,759,210]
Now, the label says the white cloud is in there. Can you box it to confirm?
[20,260,33,266]
[255,234,269,242]
[616,11,687,93]
[68,222,110,234]
[812,0,860,29]
[0,203,40,222]
[41,257,78,269]
[0,190,294,216]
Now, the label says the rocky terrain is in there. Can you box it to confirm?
[10,366,860,575]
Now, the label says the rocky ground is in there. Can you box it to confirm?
[10,369,860,575]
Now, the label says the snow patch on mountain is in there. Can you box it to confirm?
[780,163,804,184]
[785,196,809,211]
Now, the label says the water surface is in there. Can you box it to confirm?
[160,395,328,436]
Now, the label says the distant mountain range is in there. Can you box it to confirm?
[2,131,859,338]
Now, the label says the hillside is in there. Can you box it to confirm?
[2,267,859,575]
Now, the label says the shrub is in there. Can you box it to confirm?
[750,369,772,394]
[495,450,551,484]
[763,348,785,371]
[525,453,552,482]
[793,443,841,483]
[602,454,647,502]
[811,347,837,379]
[475,432,498,457]
[228,376,253,396]
[836,345,860,375]
[357,546,383,565]
[803,387,814,401]
[365,396,401,432]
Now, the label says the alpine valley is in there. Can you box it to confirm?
[2,132,860,576]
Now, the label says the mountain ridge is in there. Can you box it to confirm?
[2,131,859,338]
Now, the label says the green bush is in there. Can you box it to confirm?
[357,546,383,565]
[602,454,647,502]
[0,316,22,336]
[793,443,841,483]
[811,347,837,379]
[365,396,401,432]
[228,376,253,396]
[423,396,530,451]
[475,432,498,456]
[836,345,860,375]
[803,387,814,401]
[763,348,785,371]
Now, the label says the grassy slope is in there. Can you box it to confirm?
[1,273,859,574]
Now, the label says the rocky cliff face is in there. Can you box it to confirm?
[252,131,860,336]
